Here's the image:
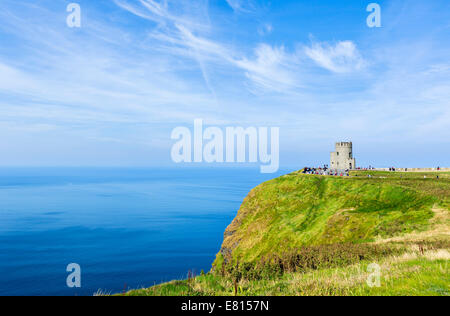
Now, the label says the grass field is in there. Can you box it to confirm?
[124,249,449,296]
[118,171,450,296]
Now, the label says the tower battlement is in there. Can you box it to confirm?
[335,142,352,148]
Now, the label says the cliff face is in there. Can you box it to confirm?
[212,171,449,270]
[124,170,450,296]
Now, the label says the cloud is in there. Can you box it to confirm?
[225,0,255,13]
[235,44,300,93]
[113,0,157,21]
[169,25,300,93]
[304,40,365,73]
[113,0,210,31]
[0,1,221,128]
[116,1,299,94]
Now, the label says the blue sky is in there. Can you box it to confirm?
[0,0,449,168]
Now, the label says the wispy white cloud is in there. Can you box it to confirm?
[168,25,301,93]
[113,0,210,31]
[113,0,156,21]
[118,2,300,94]
[235,44,300,93]
[0,2,220,128]
[304,40,365,73]
[225,0,256,13]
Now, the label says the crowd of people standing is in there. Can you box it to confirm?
[302,165,379,177]
[302,165,350,177]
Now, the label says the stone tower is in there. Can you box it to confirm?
[330,142,356,170]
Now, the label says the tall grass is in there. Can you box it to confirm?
[217,241,449,282]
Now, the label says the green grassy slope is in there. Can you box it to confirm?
[213,171,449,269]
[120,171,450,296]
[125,253,449,296]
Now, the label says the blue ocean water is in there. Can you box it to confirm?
[0,167,289,296]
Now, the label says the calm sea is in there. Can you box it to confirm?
[0,167,289,296]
